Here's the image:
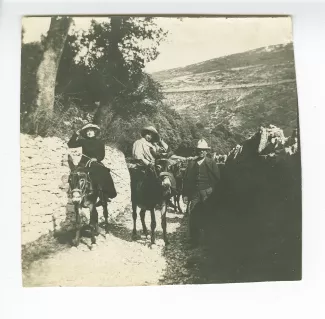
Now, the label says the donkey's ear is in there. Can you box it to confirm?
[67,154,75,171]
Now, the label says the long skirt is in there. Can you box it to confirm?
[87,162,117,199]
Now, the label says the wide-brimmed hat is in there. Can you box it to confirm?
[196,139,211,150]
[80,123,100,136]
[141,126,159,141]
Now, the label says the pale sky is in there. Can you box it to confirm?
[22,16,292,73]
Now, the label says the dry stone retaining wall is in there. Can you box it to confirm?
[20,134,131,245]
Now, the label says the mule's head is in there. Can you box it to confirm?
[161,175,172,197]
[155,158,170,175]
[172,162,184,179]
[155,159,174,198]
[67,155,89,204]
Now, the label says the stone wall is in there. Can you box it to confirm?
[20,134,131,245]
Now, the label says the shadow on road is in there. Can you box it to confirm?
[22,192,301,286]
[158,195,301,286]
[103,207,182,247]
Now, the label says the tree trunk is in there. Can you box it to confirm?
[35,16,72,112]
[94,17,127,129]
[106,17,129,96]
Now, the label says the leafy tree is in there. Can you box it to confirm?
[74,17,168,122]
[21,17,212,156]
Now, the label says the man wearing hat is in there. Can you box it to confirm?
[132,126,169,167]
[182,139,221,246]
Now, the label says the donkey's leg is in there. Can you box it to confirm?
[94,192,100,236]
[72,204,81,247]
[103,201,109,234]
[176,194,183,214]
[140,209,148,237]
[150,208,157,244]
[185,201,189,215]
[167,198,177,211]
[91,203,100,236]
[132,201,138,239]
[89,203,97,245]
[101,193,109,234]
[161,201,169,245]
[174,195,177,209]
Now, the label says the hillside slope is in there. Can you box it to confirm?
[152,43,299,150]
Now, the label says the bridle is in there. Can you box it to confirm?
[155,159,174,197]
[68,169,92,203]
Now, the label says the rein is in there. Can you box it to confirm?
[69,170,91,203]
[81,154,123,180]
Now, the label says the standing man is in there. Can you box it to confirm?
[182,139,221,247]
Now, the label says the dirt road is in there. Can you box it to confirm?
[22,204,207,287]
[22,201,301,287]
[162,79,296,93]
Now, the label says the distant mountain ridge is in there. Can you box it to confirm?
[152,42,295,81]
[151,42,298,153]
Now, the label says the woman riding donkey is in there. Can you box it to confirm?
[67,123,117,246]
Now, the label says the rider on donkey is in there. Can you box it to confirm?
[130,126,176,198]
[67,123,117,200]
[129,126,177,243]
[132,126,169,167]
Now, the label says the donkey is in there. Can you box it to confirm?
[129,159,175,245]
[67,155,110,247]
[168,160,188,214]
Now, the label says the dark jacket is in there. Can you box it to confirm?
[68,132,105,166]
[67,132,117,199]
[182,157,221,198]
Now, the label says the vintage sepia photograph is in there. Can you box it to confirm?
[20,15,301,287]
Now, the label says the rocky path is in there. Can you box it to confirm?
[22,204,207,287]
